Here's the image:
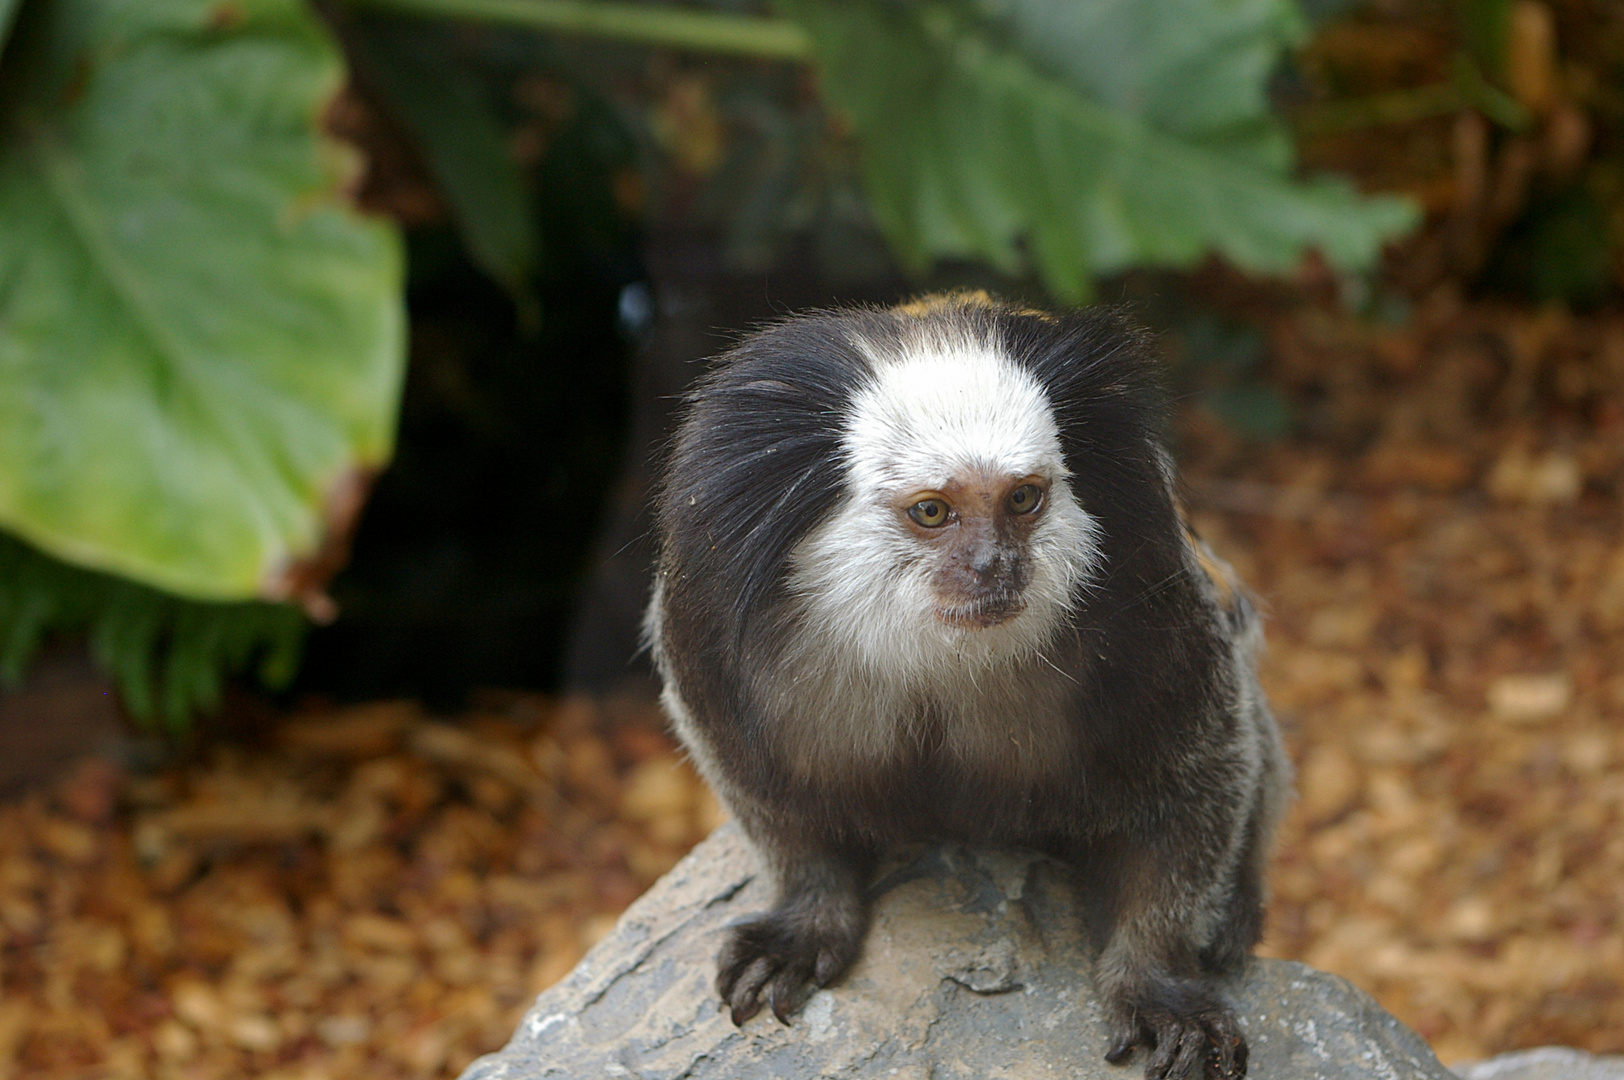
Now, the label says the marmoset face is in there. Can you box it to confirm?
[893,471,1049,628]
[787,326,1101,680]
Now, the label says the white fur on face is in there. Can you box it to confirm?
[786,322,1102,691]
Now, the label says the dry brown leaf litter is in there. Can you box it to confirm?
[1,296,1623,1077]
[1190,290,1624,1063]
[0,695,723,1080]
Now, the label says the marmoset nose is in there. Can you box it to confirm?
[968,545,1004,582]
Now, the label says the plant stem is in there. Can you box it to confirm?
[1292,54,1530,136]
[342,0,814,60]
[1292,83,1462,135]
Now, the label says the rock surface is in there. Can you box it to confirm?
[1455,1048,1624,1080]
[461,824,1462,1079]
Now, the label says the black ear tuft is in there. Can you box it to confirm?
[654,312,877,639]
[998,307,1181,560]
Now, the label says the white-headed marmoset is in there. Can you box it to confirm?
[645,294,1290,1080]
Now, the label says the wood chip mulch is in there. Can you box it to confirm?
[1210,292,1624,1064]
[0,694,722,1080]
[2,289,1623,1076]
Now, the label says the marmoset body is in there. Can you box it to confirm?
[645,295,1290,1080]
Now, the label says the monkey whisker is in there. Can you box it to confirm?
[1036,651,1078,685]
[1115,566,1195,613]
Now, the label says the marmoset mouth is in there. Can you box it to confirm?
[934,596,1026,629]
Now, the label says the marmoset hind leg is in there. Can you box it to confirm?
[716,820,874,1025]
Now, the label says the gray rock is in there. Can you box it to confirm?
[1455,1048,1624,1080]
[462,824,1455,1080]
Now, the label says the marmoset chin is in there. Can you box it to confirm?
[645,293,1290,1080]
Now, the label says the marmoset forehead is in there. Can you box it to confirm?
[841,328,1067,493]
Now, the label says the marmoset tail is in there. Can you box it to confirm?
[646,294,1290,1080]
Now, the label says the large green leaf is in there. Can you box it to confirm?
[781,0,1420,298]
[0,0,405,603]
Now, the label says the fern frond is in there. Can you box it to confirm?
[0,531,306,731]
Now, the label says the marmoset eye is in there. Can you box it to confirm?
[908,498,950,527]
[1009,484,1042,514]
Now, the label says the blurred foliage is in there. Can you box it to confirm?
[349,14,539,305]
[1460,0,1512,78]
[781,0,1416,298]
[0,0,402,721]
[1288,0,1529,134]
[351,0,1419,298]
[1295,0,1624,307]
[0,0,19,52]
[1486,182,1615,304]
[1181,319,1293,441]
[0,533,304,730]
[12,0,1623,724]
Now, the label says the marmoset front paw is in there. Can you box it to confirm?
[1105,979,1248,1080]
[716,909,861,1026]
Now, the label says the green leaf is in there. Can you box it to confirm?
[975,0,1304,144]
[0,0,406,603]
[781,0,1420,299]
[351,15,538,299]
